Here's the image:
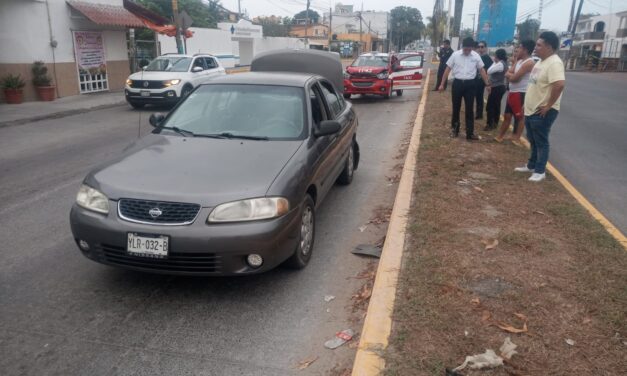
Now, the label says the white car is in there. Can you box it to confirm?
[125,54,226,108]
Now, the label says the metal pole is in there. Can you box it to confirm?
[468,13,476,38]
[445,0,452,39]
[305,0,310,48]
[568,0,577,32]
[328,7,332,51]
[172,0,183,54]
[359,5,363,55]
[538,0,544,26]
[238,0,241,17]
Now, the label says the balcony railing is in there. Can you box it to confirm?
[616,28,627,38]
[582,31,605,40]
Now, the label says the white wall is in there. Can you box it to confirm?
[253,37,306,56]
[0,0,128,64]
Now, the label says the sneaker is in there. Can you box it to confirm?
[514,166,533,172]
[466,134,481,141]
[529,173,546,182]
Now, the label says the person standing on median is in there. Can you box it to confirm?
[495,40,536,143]
[474,41,493,120]
[514,32,566,182]
[439,37,491,141]
[485,48,508,130]
[433,40,453,91]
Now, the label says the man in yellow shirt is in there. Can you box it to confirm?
[514,31,566,182]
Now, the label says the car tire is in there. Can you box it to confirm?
[129,102,145,109]
[383,86,391,99]
[284,195,315,269]
[343,93,351,99]
[181,85,193,98]
[396,90,403,96]
[337,142,355,185]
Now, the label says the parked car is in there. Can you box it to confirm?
[343,52,424,99]
[124,53,226,108]
[70,49,360,276]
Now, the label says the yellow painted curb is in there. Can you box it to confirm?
[351,70,431,376]
[518,138,627,250]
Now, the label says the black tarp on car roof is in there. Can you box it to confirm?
[250,49,343,93]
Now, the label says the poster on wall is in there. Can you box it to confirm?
[73,31,108,93]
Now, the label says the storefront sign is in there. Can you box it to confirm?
[73,31,107,76]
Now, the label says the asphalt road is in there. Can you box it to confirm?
[0,88,422,374]
[549,72,627,234]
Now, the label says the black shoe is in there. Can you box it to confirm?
[450,130,459,138]
[466,134,480,141]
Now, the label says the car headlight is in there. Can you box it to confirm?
[76,184,109,214]
[377,71,389,79]
[125,78,133,86]
[164,79,181,87]
[208,197,289,223]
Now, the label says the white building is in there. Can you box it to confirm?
[323,8,388,40]
[573,12,626,59]
[0,0,137,102]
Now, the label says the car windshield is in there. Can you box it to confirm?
[352,56,388,67]
[160,84,306,140]
[399,55,423,68]
[145,57,192,72]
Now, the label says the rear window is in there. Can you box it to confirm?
[145,57,191,72]
[163,84,306,140]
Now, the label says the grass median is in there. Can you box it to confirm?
[384,73,626,375]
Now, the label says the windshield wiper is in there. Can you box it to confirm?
[194,132,269,141]
[160,126,196,137]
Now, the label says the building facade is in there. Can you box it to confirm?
[570,12,627,71]
[0,0,138,103]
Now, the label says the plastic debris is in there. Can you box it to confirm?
[296,356,319,370]
[351,244,382,258]
[358,225,368,232]
[453,349,503,371]
[499,337,518,360]
[324,329,354,349]
[324,295,335,302]
[565,339,576,346]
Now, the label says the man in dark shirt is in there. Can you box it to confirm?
[474,41,493,119]
[433,40,453,91]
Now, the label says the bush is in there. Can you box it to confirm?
[32,61,52,87]
[1,74,26,90]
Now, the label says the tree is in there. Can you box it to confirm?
[425,11,450,47]
[453,0,463,37]
[460,27,473,39]
[293,9,320,24]
[516,18,541,42]
[255,15,290,37]
[135,0,223,29]
[390,6,425,50]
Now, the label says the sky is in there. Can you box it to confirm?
[220,0,627,33]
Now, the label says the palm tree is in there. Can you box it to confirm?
[426,11,449,46]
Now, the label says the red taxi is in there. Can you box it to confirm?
[343,52,424,99]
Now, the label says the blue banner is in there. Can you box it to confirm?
[477,0,518,46]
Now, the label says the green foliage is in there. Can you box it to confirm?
[1,74,26,90]
[293,9,320,24]
[256,16,289,37]
[460,28,474,39]
[425,11,450,47]
[32,61,52,87]
[135,0,223,28]
[391,6,425,49]
[517,18,541,42]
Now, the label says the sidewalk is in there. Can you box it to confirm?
[0,90,126,128]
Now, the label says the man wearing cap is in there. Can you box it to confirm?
[439,37,491,141]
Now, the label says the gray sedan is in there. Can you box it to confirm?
[70,61,360,275]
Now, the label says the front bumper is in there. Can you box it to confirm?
[344,78,391,96]
[70,202,302,276]
[125,88,181,105]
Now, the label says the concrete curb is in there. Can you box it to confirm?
[0,101,126,129]
[351,70,431,376]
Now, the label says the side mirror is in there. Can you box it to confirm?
[149,113,165,128]
[192,66,204,73]
[314,120,341,137]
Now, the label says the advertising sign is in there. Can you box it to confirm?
[73,31,107,76]
[477,0,518,46]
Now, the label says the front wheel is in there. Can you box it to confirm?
[284,195,315,269]
[180,85,193,98]
[343,93,351,99]
[396,90,403,96]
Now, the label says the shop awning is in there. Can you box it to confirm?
[67,1,145,28]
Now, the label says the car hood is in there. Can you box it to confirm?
[128,71,185,81]
[346,66,387,76]
[86,134,304,207]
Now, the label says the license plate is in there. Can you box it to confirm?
[127,233,168,258]
[140,90,150,97]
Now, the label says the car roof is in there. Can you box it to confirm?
[158,54,215,58]
[359,52,388,57]
[202,71,317,87]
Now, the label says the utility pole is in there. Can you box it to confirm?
[445,0,452,39]
[468,13,476,39]
[238,0,241,17]
[328,7,332,51]
[305,0,310,48]
[368,21,371,51]
[172,0,184,54]
[358,3,363,55]
[568,0,577,32]
[572,0,584,35]
[538,0,544,26]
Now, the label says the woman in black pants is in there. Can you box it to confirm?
[485,49,508,130]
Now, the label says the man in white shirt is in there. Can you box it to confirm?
[439,37,491,140]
